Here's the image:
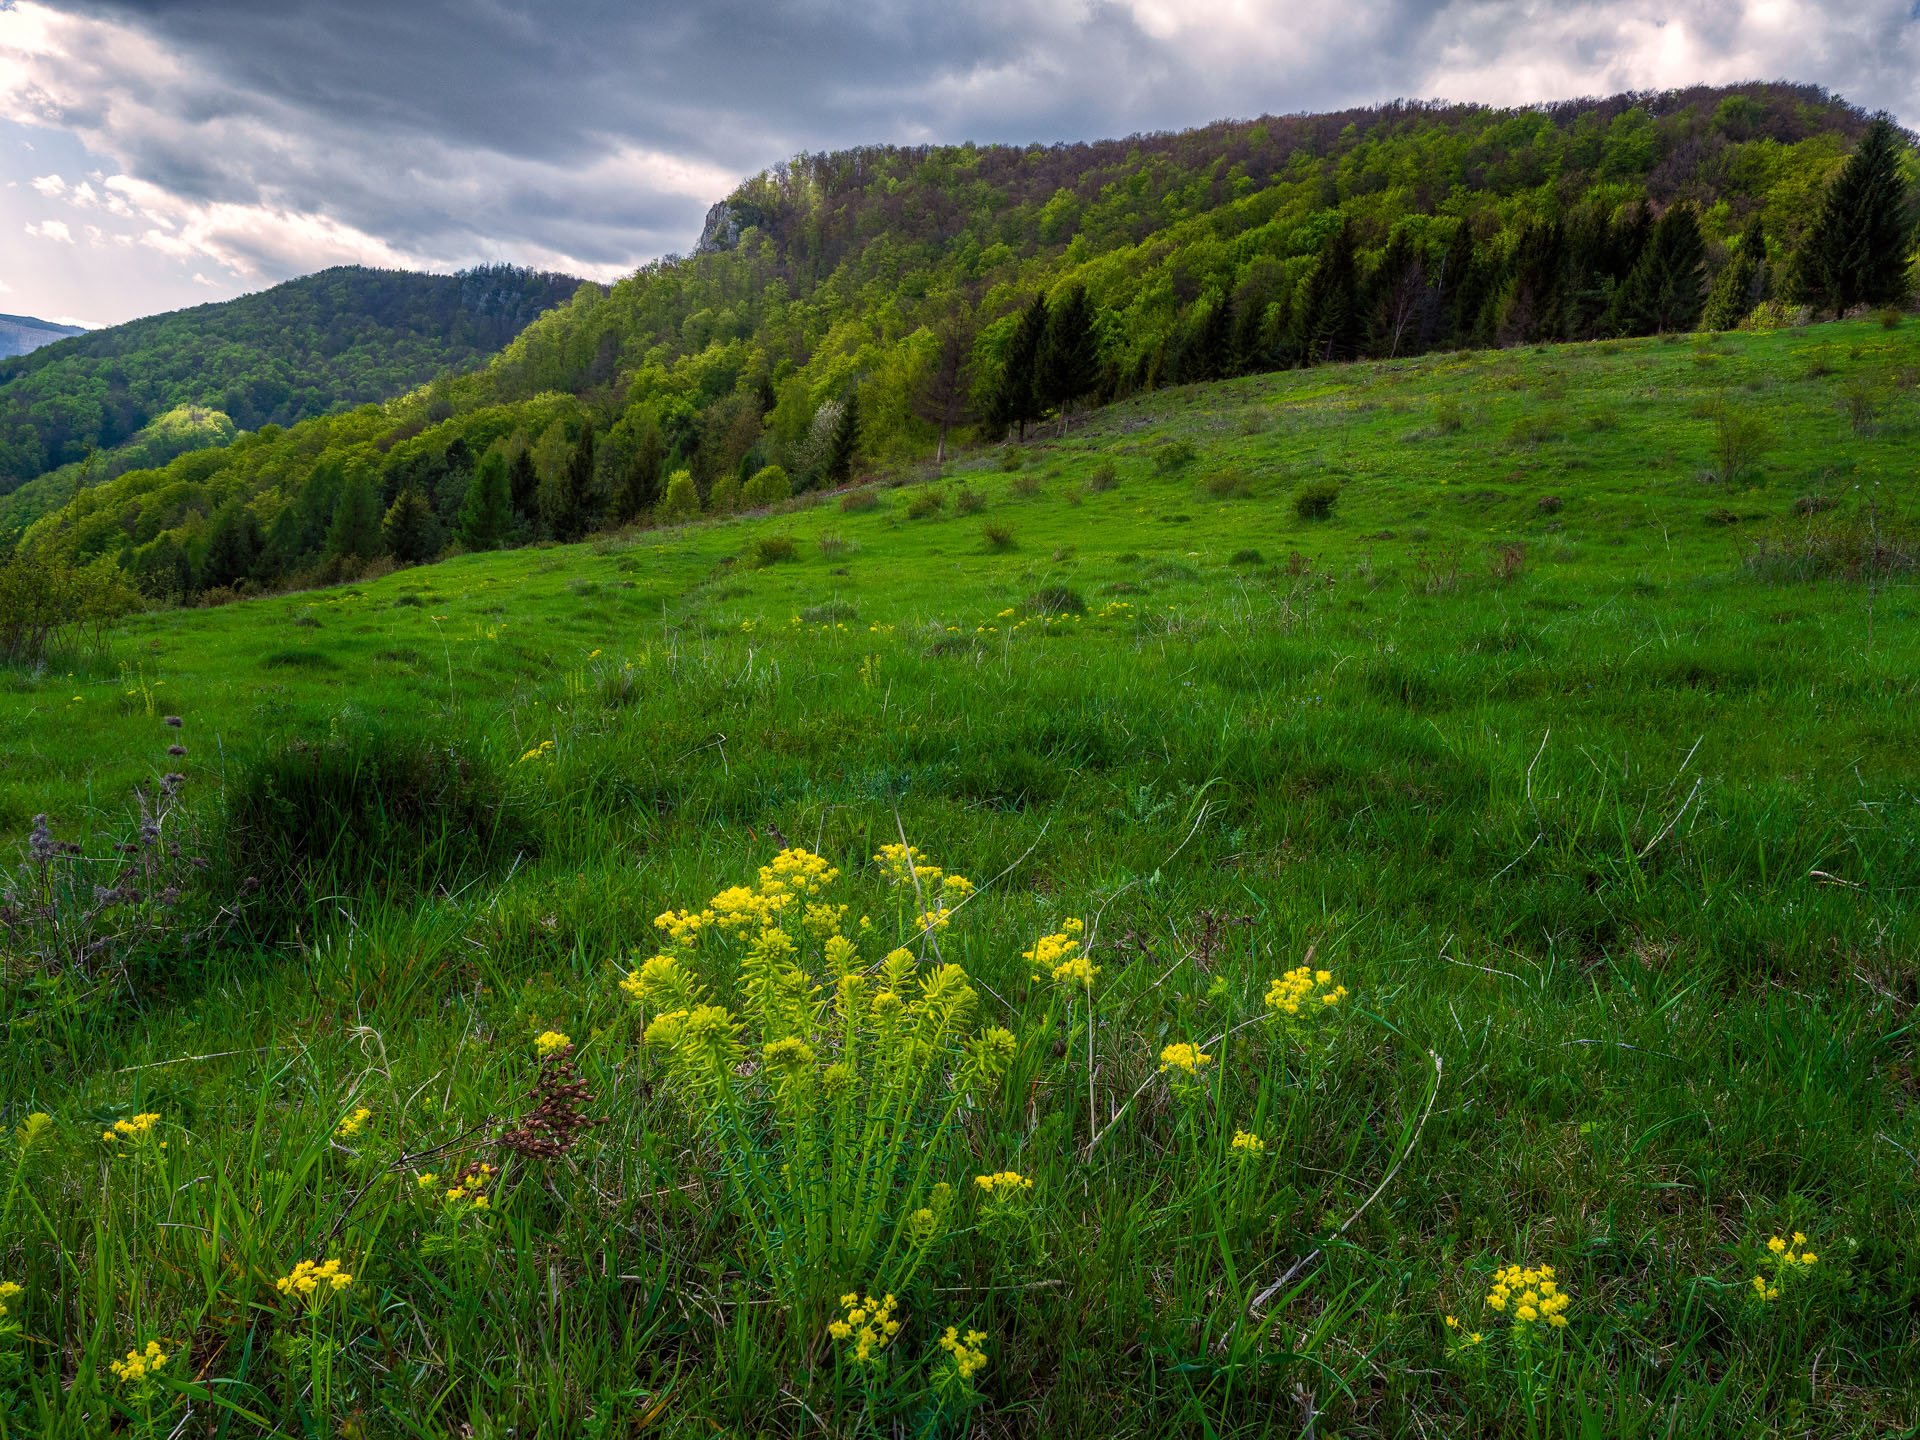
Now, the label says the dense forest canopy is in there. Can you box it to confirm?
[0,265,583,494]
[16,83,1918,602]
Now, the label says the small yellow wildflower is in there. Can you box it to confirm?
[0,1280,21,1317]
[974,1170,1034,1198]
[534,1030,572,1057]
[1158,1043,1212,1077]
[275,1258,353,1309]
[937,1325,989,1381]
[1485,1263,1571,1332]
[1024,921,1098,987]
[102,1113,161,1144]
[334,1106,372,1138]
[828,1291,900,1365]
[1230,1129,1266,1157]
[110,1339,171,1385]
[1265,966,1348,1026]
[516,739,556,765]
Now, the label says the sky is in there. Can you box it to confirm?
[2,0,1919,329]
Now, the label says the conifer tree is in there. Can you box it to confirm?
[992,293,1048,440]
[823,388,861,484]
[382,487,438,562]
[1294,220,1361,365]
[198,500,262,590]
[553,425,596,541]
[1702,213,1769,330]
[457,449,514,550]
[612,424,664,524]
[1036,284,1101,432]
[1786,116,1915,317]
[325,460,383,560]
[507,448,539,526]
[1609,203,1707,335]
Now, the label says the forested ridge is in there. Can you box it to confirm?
[16,82,1919,602]
[0,265,582,495]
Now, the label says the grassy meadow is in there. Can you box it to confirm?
[2,318,1918,1437]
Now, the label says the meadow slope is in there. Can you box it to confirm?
[1,318,1917,1437]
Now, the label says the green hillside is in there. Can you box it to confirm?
[0,264,583,503]
[20,84,1916,604]
[0,317,1915,1435]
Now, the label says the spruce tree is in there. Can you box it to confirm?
[823,388,861,485]
[1787,116,1915,317]
[198,500,262,591]
[507,448,539,525]
[1294,221,1361,365]
[1609,203,1707,335]
[457,450,514,550]
[1702,213,1768,330]
[325,461,383,560]
[612,424,664,524]
[992,293,1048,440]
[555,425,596,541]
[1035,284,1101,432]
[382,488,438,563]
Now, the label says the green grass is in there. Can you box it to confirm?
[2,319,1918,1437]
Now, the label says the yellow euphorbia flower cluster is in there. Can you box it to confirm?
[828,1291,900,1364]
[102,1112,161,1144]
[334,1106,372,1138]
[534,1030,572,1056]
[1024,918,1097,988]
[875,845,977,931]
[0,1280,21,1317]
[109,1339,171,1384]
[1486,1264,1571,1330]
[1265,966,1348,1024]
[275,1258,353,1307]
[938,1325,989,1381]
[974,1169,1034,1198]
[1752,1233,1818,1301]
[1158,1043,1212,1076]
[1230,1129,1266,1157]
[516,739,555,765]
[436,1163,495,1213]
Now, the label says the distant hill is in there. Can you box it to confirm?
[0,264,583,494]
[23,82,1919,596]
[0,313,86,359]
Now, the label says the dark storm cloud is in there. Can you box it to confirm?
[5,0,1919,318]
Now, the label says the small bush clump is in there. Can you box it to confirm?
[1537,495,1564,514]
[1152,439,1197,473]
[743,466,792,507]
[954,486,987,515]
[1001,447,1026,472]
[1293,481,1340,521]
[1200,469,1253,499]
[838,489,881,514]
[1434,398,1462,433]
[1708,401,1771,482]
[1029,585,1086,615]
[1087,461,1118,492]
[907,489,946,520]
[1229,548,1263,565]
[816,530,857,558]
[982,521,1017,552]
[752,535,800,566]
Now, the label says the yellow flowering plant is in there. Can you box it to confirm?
[1748,1231,1819,1304]
[1446,1258,1576,1420]
[623,848,1016,1309]
[276,1257,356,1428]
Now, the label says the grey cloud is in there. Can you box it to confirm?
[20,1,1920,288]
